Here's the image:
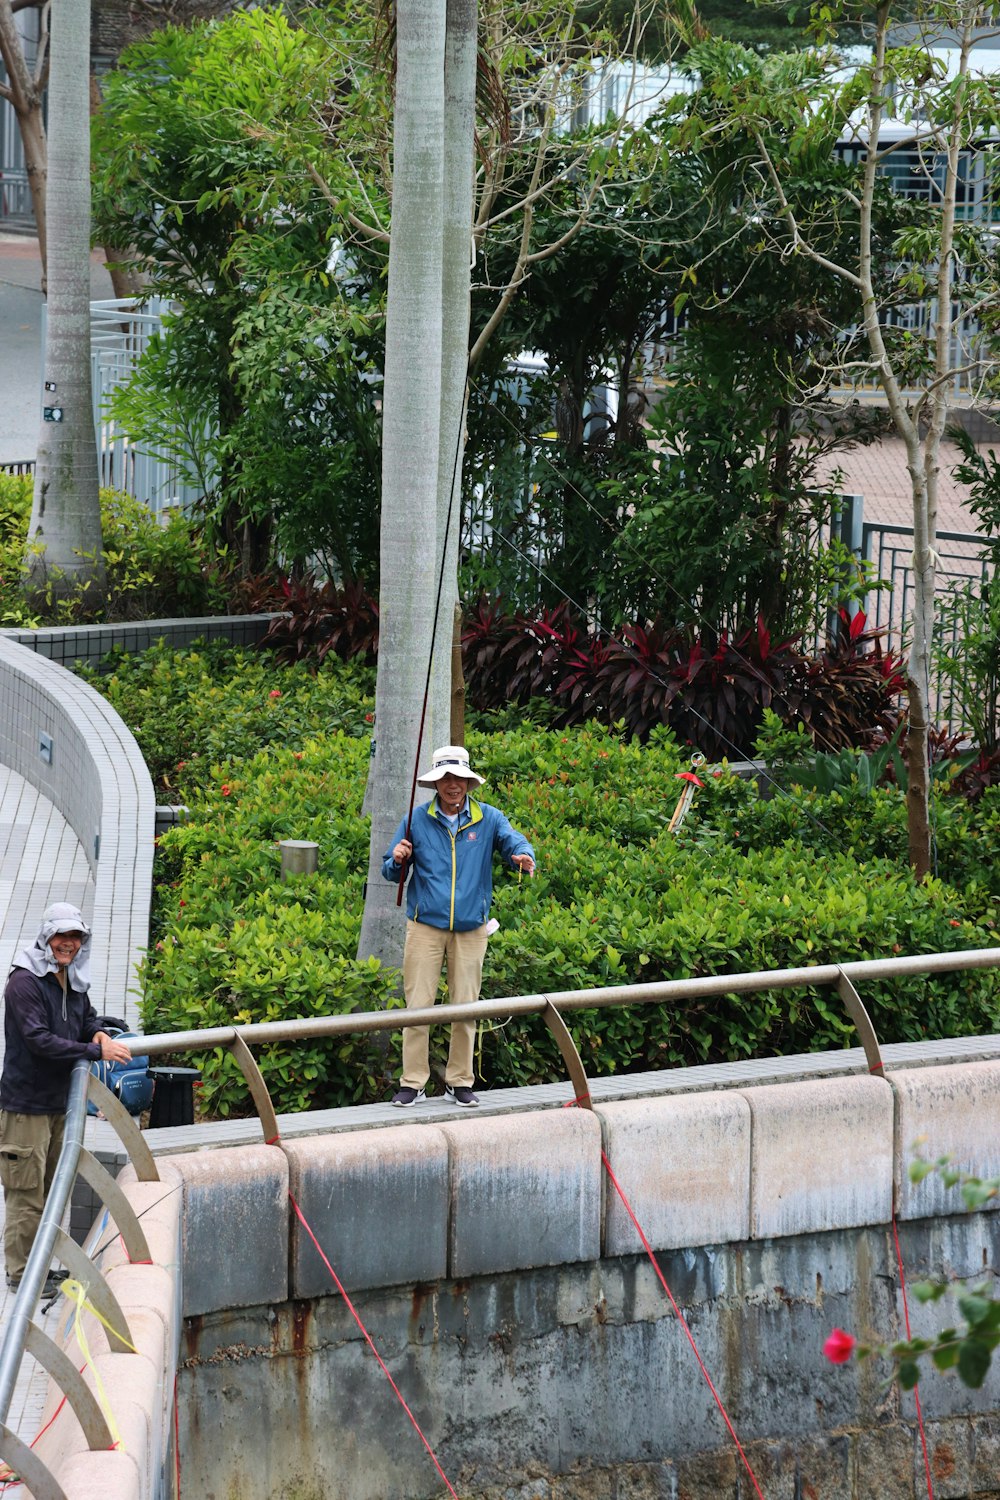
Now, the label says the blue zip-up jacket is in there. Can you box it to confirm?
[381,798,534,932]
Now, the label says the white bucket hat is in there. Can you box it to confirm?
[417,745,485,787]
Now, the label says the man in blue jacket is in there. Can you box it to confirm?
[382,745,535,1107]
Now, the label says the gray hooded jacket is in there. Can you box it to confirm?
[1,904,102,1114]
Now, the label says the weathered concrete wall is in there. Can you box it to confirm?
[178,1219,1000,1500]
[26,1054,1000,1500]
[171,1061,1000,1500]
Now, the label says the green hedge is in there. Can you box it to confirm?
[91,646,1000,1117]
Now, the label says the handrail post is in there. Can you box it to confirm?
[542,1000,593,1110]
[835,968,885,1074]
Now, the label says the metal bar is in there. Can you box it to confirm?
[123,947,1000,1057]
[23,1324,114,1450]
[86,1074,160,1182]
[75,1149,152,1265]
[0,1424,68,1500]
[542,1000,593,1110]
[228,1033,280,1144]
[0,1066,89,1423]
[52,1230,134,1355]
[836,970,885,1074]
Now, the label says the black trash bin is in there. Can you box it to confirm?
[149,1066,201,1128]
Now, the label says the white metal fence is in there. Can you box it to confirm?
[88,298,206,517]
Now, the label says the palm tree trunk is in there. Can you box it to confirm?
[358,0,449,968]
[23,0,104,604]
[433,0,477,742]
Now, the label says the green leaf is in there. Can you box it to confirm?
[957,1338,992,1389]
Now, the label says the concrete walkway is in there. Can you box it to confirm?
[0,762,96,1445]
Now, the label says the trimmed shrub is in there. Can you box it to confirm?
[78,640,375,795]
[108,645,999,1119]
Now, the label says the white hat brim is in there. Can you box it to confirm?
[418,766,485,787]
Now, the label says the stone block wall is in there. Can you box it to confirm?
[25,1053,1000,1500]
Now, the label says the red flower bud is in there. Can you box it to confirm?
[221,784,231,796]
[269,689,282,699]
[823,1328,856,1365]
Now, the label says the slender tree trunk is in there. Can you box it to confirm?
[434,0,477,744]
[23,0,104,604]
[902,12,972,878]
[358,0,449,968]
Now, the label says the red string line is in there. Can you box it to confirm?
[562,1099,764,1494]
[288,1193,461,1499]
[0,1365,80,1491]
[596,1146,766,1499]
[892,1210,935,1500]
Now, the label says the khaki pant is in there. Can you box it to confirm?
[0,1110,65,1279]
[401,919,488,1089]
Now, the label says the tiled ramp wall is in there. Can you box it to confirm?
[0,635,155,1022]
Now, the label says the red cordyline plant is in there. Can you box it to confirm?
[782,610,905,753]
[591,617,802,756]
[465,604,906,758]
[255,578,380,665]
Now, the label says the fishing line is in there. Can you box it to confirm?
[482,525,842,843]
[395,356,472,905]
[468,366,892,764]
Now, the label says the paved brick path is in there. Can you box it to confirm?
[812,436,980,534]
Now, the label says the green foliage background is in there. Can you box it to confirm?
[88,646,1000,1119]
[0,475,236,626]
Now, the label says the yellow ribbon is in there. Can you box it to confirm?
[62,1277,137,1452]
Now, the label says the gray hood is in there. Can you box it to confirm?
[12,902,93,994]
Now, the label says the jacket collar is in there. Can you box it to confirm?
[428,796,482,828]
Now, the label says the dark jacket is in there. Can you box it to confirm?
[381,796,534,932]
[1,967,102,1114]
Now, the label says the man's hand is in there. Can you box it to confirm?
[96,1032,132,1064]
[393,838,413,865]
[511,853,535,876]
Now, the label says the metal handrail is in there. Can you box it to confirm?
[0,1063,159,1500]
[0,1065,90,1424]
[125,945,1000,1058]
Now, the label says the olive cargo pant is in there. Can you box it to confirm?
[400,919,488,1090]
[0,1110,65,1280]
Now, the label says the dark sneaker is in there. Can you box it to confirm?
[6,1270,65,1295]
[391,1087,426,1108]
[445,1085,479,1107]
